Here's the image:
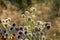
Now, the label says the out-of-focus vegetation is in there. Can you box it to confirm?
[0,0,6,7]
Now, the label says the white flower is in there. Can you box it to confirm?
[24,26,28,30]
[27,32,33,37]
[20,38,23,40]
[25,11,30,14]
[7,17,11,21]
[1,17,11,24]
[1,17,11,28]
[31,19,35,24]
[36,21,44,26]
[36,21,46,31]
[42,35,46,40]
[30,7,37,12]
[47,22,51,26]
[1,19,6,24]
[24,25,31,31]
[6,19,10,24]
[27,16,32,22]
[25,38,29,40]
[21,14,26,18]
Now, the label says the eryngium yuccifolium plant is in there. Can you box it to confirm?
[0,17,51,40]
[0,0,57,40]
[0,20,51,40]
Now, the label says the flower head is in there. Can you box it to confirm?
[10,27,14,31]
[24,31,27,34]
[45,22,51,29]
[19,31,23,35]
[30,7,37,12]
[19,27,23,30]
[15,27,19,31]
[21,14,26,18]
[12,23,16,27]
[2,30,6,34]
[35,27,40,32]
[25,11,30,14]
[5,33,8,37]
[36,21,44,25]
[25,38,29,40]
[17,35,21,39]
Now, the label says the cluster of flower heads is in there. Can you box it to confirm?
[1,17,11,29]
[0,21,51,40]
[0,7,51,40]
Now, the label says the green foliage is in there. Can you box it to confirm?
[26,0,32,6]
[0,0,7,8]
[37,0,44,3]
[52,0,60,11]
[14,0,22,5]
